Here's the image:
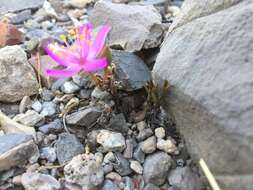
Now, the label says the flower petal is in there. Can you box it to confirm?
[88,25,111,59]
[83,58,108,72]
[45,44,80,67]
[46,66,81,78]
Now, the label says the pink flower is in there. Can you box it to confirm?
[45,22,111,77]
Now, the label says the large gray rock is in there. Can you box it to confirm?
[90,1,163,52]
[153,1,253,189]
[0,134,39,172]
[169,0,242,31]
[0,46,39,102]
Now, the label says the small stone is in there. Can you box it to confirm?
[113,153,132,176]
[0,45,38,102]
[100,180,120,190]
[78,89,92,99]
[155,127,165,139]
[133,145,145,164]
[32,100,42,113]
[97,130,126,152]
[66,106,102,127]
[55,133,84,164]
[0,134,39,172]
[13,175,22,185]
[67,0,93,8]
[130,160,143,174]
[105,172,122,183]
[19,96,32,113]
[64,153,104,190]
[14,110,44,127]
[41,88,54,101]
[143,152,172,186]
[140,136,156,154]
[21,172,60,190]
[144,183,160,190]
[9,10,32,24]
[103,163,113,174]
[61,81,80,94]
[40,147,57,163]
[91,87,112,100]
[0,0,44,13]
[157,138,177,154]
[0,21,24,47]
[51,78,69,92]
[136,128,153,141]
[136,121,147,131]
[103,152,115,164]
[168,167,203,190]
[41,102,57,117]
[72,73,90,87]
[123,176,134,190]
[123,139,134,159]
[107,113,129,134]
[39,119,62,134]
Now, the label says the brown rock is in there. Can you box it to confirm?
[0,20,24,47]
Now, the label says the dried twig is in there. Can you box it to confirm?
[199,158,221,190]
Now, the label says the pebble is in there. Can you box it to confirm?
[41,88,54,101]
[72,73,89,87]
[38,119,62,134]
[41,102,57,117]
[105,172,122,183]
[19,96,32,113]
[103,152,116,164]
[130,160,143,174]
[133,145,145,164]
[107,113,129,134]
[140,136,156,154]
[155,127,166,139]
[91,86,112,100]
[113,153,132,176]
[32,100,42,113]
[100,180,120,190]
[40,147,57,163]
[61,81,80,94]
[157,138,178,154]
[143,152,172,186]
[64,153,104,189]
[136,128,153,141]
[66,106,102,127]
[21,172,60,190]
[103,163,113,174]
[97,130,126,152]
[78,89,92,99]
[13,110,44,126]
[123,139,134,159]
[55,133,84,164]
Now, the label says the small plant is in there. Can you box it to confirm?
[145,79,169,111]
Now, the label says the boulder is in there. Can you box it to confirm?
[0,46,39,102]
[90,1,163,52]
[153,1,253,189]
[170,0,243,31]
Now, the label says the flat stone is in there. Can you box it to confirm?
[61,81,80,94]
[143,152,172,186]
[90,1,163,51]
[130,160,143,174]
[112,50,151,91]
[40,102,57,117]
[97,130,126,152]
[9,10,32,24]
[21,172,60,190]
[55,133,84,164]
[0,134,39,172]
[64,153,104,190]
[38,119,62,134]
[14,110,44,127]
[66,107,102,127]
[0,45,38,102]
